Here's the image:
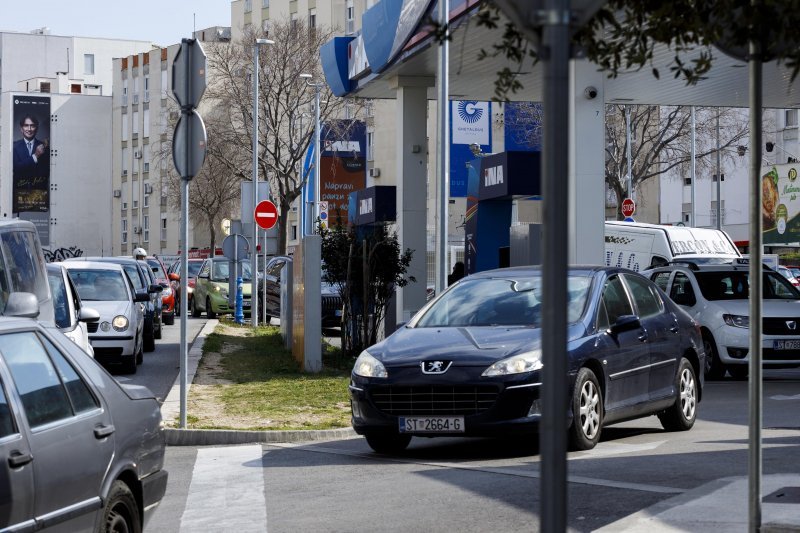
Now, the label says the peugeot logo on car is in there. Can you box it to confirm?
[421,361,451,374]
[787,320,797,331]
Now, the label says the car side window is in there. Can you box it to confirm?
[623,274,664,318]
[48,270,71,328]
[41,335,98,414]
[268,260,284,278]
[0,378,18,438]
[123,265,145,292]
[670,272,697,306]
[651,272,671,292]
[598,275,634,328]
[1,331,72,427]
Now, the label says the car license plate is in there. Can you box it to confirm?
[773,340,800,350]
[399,416,464,433]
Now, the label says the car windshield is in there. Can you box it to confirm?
[147,259,167,281]
[188,261,202,277]
[69,270,129,302]
[414,274,592,328]
[211,260,252,282]
[694,271,800,300]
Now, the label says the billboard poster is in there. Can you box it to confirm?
[12,95,51,213]
[450,101,491,197]
[763,163,800,244]
[319,120,367,227]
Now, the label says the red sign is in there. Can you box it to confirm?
[254,200,278,230]
[621,198,636,218]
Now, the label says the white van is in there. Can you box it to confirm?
[605,221,741,272]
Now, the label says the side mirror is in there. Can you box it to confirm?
[4,292,40,318]
[149,284,164,294]
[168,273,180,281]
[79,306,100,323]
[134,292,150,303]
[609,315,641,335]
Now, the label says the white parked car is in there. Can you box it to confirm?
[47,263,99,357]
[644,259,800,380]
[62,261,148,374]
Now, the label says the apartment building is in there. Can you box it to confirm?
[110,29,230,258]
[0,30,153,257]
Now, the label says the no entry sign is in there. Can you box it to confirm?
[254,200,278,230]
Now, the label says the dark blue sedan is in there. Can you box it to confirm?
[349,266,704,453]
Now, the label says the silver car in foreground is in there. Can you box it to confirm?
[62,261,148,374]
[0,315,167,531]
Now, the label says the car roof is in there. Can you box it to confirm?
[464,265,623,280]
[61,260,125,272]
[645,259,763,273]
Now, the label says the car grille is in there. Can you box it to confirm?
[87,323,99,333]
[369,385,498,415]
[763,317,800,335]
[93,347,124,358]
[322,294,342,316]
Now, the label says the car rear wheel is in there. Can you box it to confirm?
[191,296,200,318]
[122,353,137,375]
[365,433,412,454]
[164,312,175,325]
[144,330,156,352]
[702,332,725,381]
[135,341,143,365]
[658,357,697,431]
[568,367,603,451]
[100,480,141,533]
[206,297,216,319]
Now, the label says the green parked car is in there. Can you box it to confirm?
[191,257,252,318]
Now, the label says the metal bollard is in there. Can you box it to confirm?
[235,276,244,324]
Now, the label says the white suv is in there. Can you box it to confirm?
[643,259,800,380]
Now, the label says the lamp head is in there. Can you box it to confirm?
[299,73,313,79]
[255,38,274,46]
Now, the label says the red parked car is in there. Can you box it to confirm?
[145,256,175,325]
[168,258,204,316]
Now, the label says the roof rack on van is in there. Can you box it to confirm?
[668,260,701,271]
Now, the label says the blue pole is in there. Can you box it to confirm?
[234,274,244,324]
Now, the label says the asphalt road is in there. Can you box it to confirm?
[145,369,800,532]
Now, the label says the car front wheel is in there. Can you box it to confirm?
[206,297,216,319]
[658,357,698,431]
[191,296,201,318]
[100,480,141,533]
[568,367,603,451]
[703,332,725,380]
[365,433,412,454]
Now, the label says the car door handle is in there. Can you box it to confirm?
[94,424,115,439]
[8,451,33,468]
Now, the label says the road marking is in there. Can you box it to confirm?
[180,445,267,532]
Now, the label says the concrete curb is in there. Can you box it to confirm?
[160,319,358,446]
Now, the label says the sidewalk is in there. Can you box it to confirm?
[159,319,357,446]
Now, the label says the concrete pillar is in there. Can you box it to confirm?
[392,77,432,322]
[569,60,606,264]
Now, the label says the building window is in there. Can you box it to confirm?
[346,0,355,33]
[143,109,150,138]
[122,114,129,141]
[144,189,150,208]
[122,147,129,176]
[712,173,725,182]
[291,224,298,241]
[367,129,374,161]
[161,69,168,99]
[70,84,81,93]
[244,0,252,12]
[683,177,692,185]
[122,80,128,106]
[786,109,798,128]
[309,9,317,29]
[143,215,150,243]
[161,217,168,241]
[122,219,128,243]
[262,0,269,6]
[84,54,95,75]
[144,77,150,102]
[132,110,139,137]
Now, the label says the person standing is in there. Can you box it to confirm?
[448,261,465,286]
[13,115,49,179]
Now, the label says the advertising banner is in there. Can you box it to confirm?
[13,95,51,213]
[450,101,491,197]
[319,120,367,227]
[762,164,800,244]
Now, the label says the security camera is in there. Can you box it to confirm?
[584,86,598,100]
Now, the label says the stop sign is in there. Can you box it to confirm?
[621,198,636,218]
[254,200,278,230]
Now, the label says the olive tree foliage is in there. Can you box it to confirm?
[605,105,749,219]
[319,219,415,357]
[203,20,362,254]
[473,0,800,100]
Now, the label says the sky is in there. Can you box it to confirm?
[0,0,232,46]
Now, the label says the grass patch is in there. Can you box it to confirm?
[186,320,355,431]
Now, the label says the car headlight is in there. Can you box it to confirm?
[112,315,129,332]
[186,286,194,294]
[723,314,749,328]
[353,350,388,378]
[482,349,543,376]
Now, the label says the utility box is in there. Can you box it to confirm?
[280,261,293,349]
[509,223,542,266]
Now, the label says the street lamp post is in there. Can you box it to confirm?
[252,38,273,328]
[300,73,323,233]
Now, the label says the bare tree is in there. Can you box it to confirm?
[204,20,361,254]
[605,105,750,219]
